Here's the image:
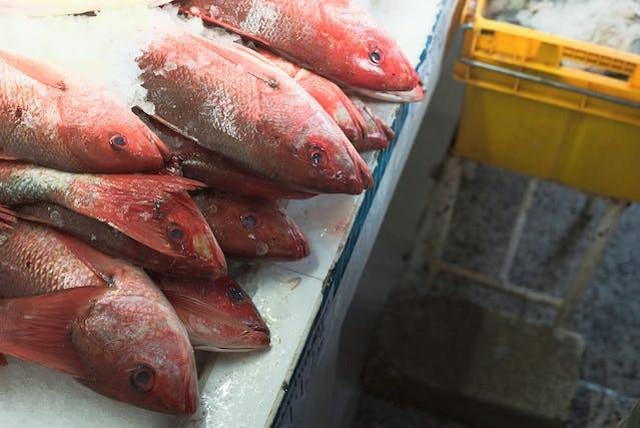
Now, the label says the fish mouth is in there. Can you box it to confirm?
[286,218,310,260]
[194,344,269,352]
[357,103,393,151]
[352,83,425,103]
[345,146,373,194]
[243,322,271,348]
[192,326,271,352]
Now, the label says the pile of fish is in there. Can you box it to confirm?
[0,0,422,416]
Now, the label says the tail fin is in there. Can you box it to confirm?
[0,205,16,231]
[0,287,107,378]
[67,174,215,261]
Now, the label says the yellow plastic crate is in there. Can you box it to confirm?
[453,0,640,202]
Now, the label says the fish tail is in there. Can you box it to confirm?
[0,205,16,231]
[0,287,107,378]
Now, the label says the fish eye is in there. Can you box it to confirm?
[240,213,259,230]
[369,50,381,65]
[109,134,128,150]
[226,285,246,304]
[130,365,155,392]
[167,224,186,243]
[309,147,326,167]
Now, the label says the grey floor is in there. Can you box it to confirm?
[337,32,640,428]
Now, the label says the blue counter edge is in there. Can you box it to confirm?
[272,5,448,426]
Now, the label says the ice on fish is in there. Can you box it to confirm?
[0,5,239,114]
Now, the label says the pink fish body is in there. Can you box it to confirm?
[180,0,420,92]
[0,48,168,173]
[140,112,315,200]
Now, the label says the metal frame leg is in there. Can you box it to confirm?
[423,157,463,288]
[402,156,463,288]
[581,195,599,219]
[499,178,538,284]
[554,200,628,329]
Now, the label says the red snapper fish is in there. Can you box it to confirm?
[139,111,315,200]
[0,48,168,173]
[193,191,310,261]
[180,0,420,93]
[138,31,372,194]
[0,221,198,415]
[256,48,393,152]
[155,275,271,352]
[14,202,223,277]
[0,162,226,277]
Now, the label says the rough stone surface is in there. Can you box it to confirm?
[352,393,468,428]
[428,165,640,395]
[362,290,584,428]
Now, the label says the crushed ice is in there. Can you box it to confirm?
[488,0,640,53]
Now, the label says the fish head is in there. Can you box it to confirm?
[57,99,169,173]
[288,110,373,194]
[159,192,227,277]
[207,195,309,260]
[161,276,271,352]
[322,5,420,91]
[71,294,198,415]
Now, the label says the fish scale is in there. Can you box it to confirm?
[181,0,420,91]
[0,222,102,296]
[0,221,198,415]
[0,60,69,168]
[0,48,167,173]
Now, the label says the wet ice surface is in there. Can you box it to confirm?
[488,0,640,53]
[0,1,441,427]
